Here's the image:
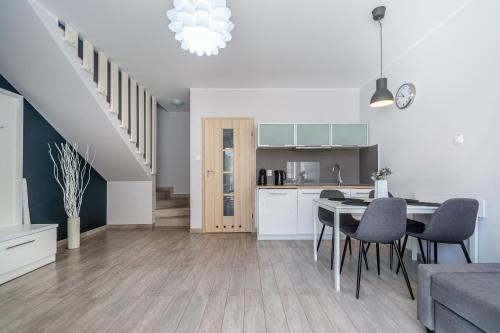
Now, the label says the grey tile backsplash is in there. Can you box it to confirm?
[256,146,378,184]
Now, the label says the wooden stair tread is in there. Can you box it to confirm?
[154,207,190,218]
[155,216,190,227]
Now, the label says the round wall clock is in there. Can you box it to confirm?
[395,83,416,109]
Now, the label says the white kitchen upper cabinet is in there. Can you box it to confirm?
[296,124,331,146]
[331,124,369,146]
[258,189,297,235]
[258,123,295,147]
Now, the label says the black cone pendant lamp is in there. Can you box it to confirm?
[370,6,394,108]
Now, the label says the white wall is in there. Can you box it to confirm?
[360,0,500,262]
[107,181,153,225]
[190,88,360,230]
[157,109,190,194]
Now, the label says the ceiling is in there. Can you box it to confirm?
[36,0,470,112]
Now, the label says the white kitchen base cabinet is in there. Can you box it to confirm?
[258,189,297,238]
[257,187,372,240]
[297,189,332,237]
[0,224,58,285]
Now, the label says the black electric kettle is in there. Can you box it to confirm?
[274,170,287,185]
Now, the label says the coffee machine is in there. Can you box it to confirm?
[258,169,267,185]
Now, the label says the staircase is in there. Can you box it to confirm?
[0,0,155,181]
[154,188,190,227]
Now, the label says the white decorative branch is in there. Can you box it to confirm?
[48,142,96,218]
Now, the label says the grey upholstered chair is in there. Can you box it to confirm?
[397,199,479,272]
[317,190,362,270]
[339,198,414,299]
[367,190,422,270]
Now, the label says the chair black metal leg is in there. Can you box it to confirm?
[417,238,427,263]
[362,244,369,271]
[396,235,409,274]
[348,237,352,255]
[434,242,438,264]
[460,241,472,263]
[317,224,325,252]
[393,241,414,300]
[376,243,380,275]
[365,242,371,253]
[390,244,393,270]
[356,241,364,299]
[427,240,431,264]
[340,236,349,274]
[330,234,335,270]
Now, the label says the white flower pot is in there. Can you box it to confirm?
[67,217,80,249]
[375,180,389,198]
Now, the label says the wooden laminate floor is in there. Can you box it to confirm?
[0,228,425,333]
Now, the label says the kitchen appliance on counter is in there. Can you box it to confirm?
[274,170,287,185]
[258,168,267,185]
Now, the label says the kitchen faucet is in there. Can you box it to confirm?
[332,164,343,185]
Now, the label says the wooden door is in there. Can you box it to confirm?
[203,118,254,233]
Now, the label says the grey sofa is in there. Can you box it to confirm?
[418,264,500,332]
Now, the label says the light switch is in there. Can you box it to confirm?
[453,134,464,145]
[195,154,201,161]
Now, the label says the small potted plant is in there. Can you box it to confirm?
[48,142,95,249]
[371,167,392,198]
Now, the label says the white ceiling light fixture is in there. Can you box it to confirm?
[166,0,234,56]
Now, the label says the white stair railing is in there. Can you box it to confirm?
[58,20,157,175]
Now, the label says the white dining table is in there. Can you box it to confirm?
[312,198,439,292]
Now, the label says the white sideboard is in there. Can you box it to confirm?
[257,187,372,240]
[0,224,58,284]
[0,89,58,285]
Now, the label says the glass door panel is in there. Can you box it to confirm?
[331,124,368,146]
[223,128,234,217]
[296,124,331,146]
[223,196,234,216]
[223,150,233,172]
[258,124,295,146]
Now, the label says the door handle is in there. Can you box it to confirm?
[206,170,215,177]
[269,192,287,195]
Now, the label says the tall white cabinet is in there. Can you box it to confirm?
[0,89,58,285]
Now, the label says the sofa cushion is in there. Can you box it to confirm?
[434,302,483,333]
[418,264,500,330]
[432,272,500,333]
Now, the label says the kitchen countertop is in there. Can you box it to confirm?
[256,183,374,189]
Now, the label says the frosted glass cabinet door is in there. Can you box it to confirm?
[331,124,368,146]
[296,124,331,146]
[258,124,295,146]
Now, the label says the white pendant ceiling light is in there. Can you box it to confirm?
[166,0,234,56]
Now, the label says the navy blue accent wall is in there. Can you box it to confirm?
[0,74,107,240]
